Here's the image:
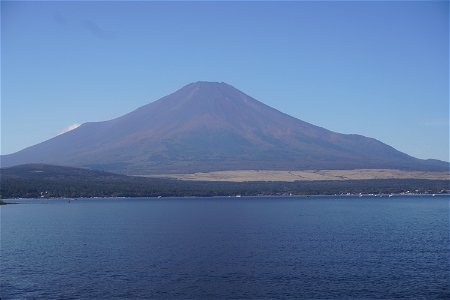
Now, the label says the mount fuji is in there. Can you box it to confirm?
[2,82,448,174]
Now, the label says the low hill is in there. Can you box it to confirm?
[0,163,125,180]
[0,164,190,198]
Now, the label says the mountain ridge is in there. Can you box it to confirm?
[2,82,448,174]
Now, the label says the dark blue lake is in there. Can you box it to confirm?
[1,196,449,299]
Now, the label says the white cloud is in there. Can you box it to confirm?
[58,123,81,135]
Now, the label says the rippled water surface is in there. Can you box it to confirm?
[1,196,449,299]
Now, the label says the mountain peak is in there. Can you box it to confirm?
[182,81,235,94]
[165,81,250,108]
[190,81,227,86]
[181,81,229,92]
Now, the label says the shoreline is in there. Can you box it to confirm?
[2,193,449,201]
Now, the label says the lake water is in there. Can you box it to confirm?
[1,196,449,299]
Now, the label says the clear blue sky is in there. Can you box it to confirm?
[2,1,449,161]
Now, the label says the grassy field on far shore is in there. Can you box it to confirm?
[138,169,450,182]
